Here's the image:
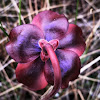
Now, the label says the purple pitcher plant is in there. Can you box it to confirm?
[6,10,86,100]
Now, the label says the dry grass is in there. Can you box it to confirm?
[0,0,100,100]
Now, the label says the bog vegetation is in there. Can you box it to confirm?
[0,0,100,100]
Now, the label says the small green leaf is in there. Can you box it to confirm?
[0,21,9,37]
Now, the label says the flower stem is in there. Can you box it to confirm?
[40,43,61,100]
[75,0,79,24]
[19,0,21,25]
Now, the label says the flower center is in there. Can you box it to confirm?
[38,39,59,62]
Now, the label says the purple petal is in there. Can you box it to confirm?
[16,57,48,91]
[58,24,86,56]
[6,24,44,63]
[32,10,68,41]
[44,49,81,88]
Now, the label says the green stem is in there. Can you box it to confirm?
[0,21,9,36]
[19,0,21,25]
[75,0,79,24]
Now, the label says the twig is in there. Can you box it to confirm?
[28,0,33,22]
[80,56,100,73]
[79,75,100,83]
[0,37,7,44]
[0,1,19,14]
[46,0,50,10]
[0,59,15,71]
[69,66,100,86]
[77,89,85,100]
[40,86,53,100]
[0,84,23,97]
[80,49,100,59]
[85,0,97,10]
[87,82,95,100]
[85,66,100,76]
[34,0,38,14]
[23,1,71,19]
[22,87,41,97]
[69,9,100,22]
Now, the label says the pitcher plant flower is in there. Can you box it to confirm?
[6,10,86,100]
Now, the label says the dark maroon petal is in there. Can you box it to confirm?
[16,57,48,91]
[32,10,68,41]
[6,24,44,63]
[58,24,86,56]
[44,49,81,89]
